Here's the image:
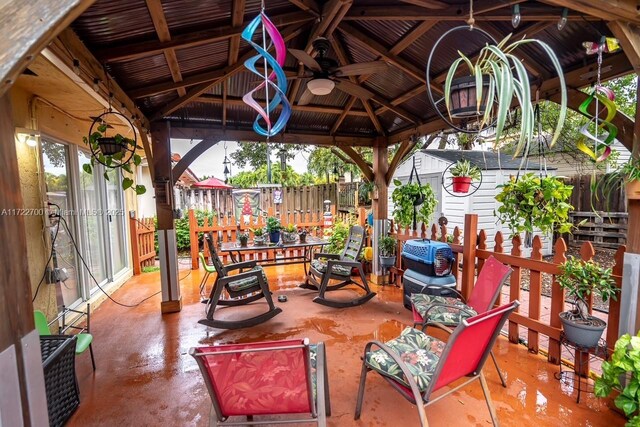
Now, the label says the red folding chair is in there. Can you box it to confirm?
[410,255,512,386]
[355,301,519,427]
[190,339,330,426]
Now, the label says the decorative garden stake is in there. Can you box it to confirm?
[241,8,291,138]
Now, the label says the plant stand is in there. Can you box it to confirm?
[554,332,608,403]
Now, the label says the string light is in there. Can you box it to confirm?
[511,4,521,28]
[557,8,568,31]
[73,59,80,76]
[93,78,100,92]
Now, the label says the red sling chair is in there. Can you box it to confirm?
[355,301,519,427]
[190,339,330,426]
[411,255,512,387]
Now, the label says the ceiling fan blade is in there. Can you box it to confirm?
[298,88,315,106]
[333,61,388,77]
[289,49,322,72]
[334,79,374,100]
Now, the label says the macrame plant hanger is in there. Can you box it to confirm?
[408,155,424,231]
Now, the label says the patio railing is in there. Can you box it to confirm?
[129,215,156,275]
[390,214,625,371]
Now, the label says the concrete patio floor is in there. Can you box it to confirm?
[67,264,624,426]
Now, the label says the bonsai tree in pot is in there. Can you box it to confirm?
[557,256,619,348]
[282,223,298,243]
[450,159,481,193]
[595,331,640,425]
[444,33,567,157]
[252,227,266,245]
[495,173,574,246]
[265,216,282,244]
[391,180,438,230]
[237,232,249,247]
[378,235,397,269]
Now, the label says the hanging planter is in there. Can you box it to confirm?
[83,110,146,195]
[448,75,490,118]
[449,159,482,194]
[391,180,438,230]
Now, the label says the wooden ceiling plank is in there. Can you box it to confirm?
[331,97,358,134]
[389,20,436,56]
[374,84,425,115]
[95,11,314,62]
[538,0,640,24]
[608,20,640,74]
[400,0,448,9]
[225,0,246,127]
[288,0,320,15]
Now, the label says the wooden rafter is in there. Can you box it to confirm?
[196,94,369,116]
[389,20,436,56]
[339,146,374,181]
[400,0,448,9]
[95,11,314,62]
[287,0,320,15]
[374,84,425,115]
[331,97,357,134]
[538,0,640,24]
[225,0,246,127]
[150,24,305,120]
[145,0,186,97]
[386,138,417,184]
[608,21,640,73]
[329,36,384,134]
[172,137,219,185]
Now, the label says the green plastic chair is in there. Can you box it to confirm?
[199,251,216,301]
[34,310,95,370]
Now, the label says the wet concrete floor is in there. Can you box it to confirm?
[68,264,624,426]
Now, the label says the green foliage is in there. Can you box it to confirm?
[307,147,361,181]
[391,180,438,228]
[44,172,68,192]
[265,216,281,233]
[252,227,264,236]
[283,223,297,233]
[237,232,249,243]
[324,218,355,255]
[141,266,160,273]
[450,159,481,180]
[495,173,574,238]
[557,256,618,318]
[82,123,145,194]
[358,181,374,205]
[595,332,640,426]
[231,142,302,170]
[231,164,315,188]
[378,236,397,257]
[444,34,567,157]
[173,210,217,252]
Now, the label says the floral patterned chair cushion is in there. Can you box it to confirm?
[227,266,268,292]
[311,259,352,276]
[365,327,445,391]
[410,294,477,325]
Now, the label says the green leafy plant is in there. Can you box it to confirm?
[82,123,146,195]
[495,173,574,238]
[391,179,438,229]
[358,181,374,205]
[444,33,567,156]
[265,216,281,233]
[450,159,481,180]
[283,223,297,233]
[237,232,249,244]
[595,332,640,426]
[378,235,397,257]
[325,218,355,254]
[557,256,618,320]
[252,227,264,237]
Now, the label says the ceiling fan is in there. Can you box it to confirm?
[289,38,387,105]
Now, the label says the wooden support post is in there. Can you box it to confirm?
[0,93,48,425]
[371,137,389,285]
[460,214,478,300]
[629,76,640,333]
[151,121,181,313]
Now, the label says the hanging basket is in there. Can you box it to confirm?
[97,137,127,156]
[448,75,491,118]
[452,176,472,193]
[87,110,137,168]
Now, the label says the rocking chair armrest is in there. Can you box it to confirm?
[425,285,466,303]
[421,303,476,325]
[225,260,257,271]
[217,269,263,287]
[363,340,427,407]
[313,252,341,260]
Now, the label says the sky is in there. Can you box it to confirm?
[170,139,311,181]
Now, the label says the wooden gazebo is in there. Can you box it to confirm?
[0,1,639,421]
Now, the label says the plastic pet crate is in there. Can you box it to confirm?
[40,335,80,427]
[401,239,454,277]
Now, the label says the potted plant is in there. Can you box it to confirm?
[82,122,146,195]
[378,235,397,269]
[450,159,481,193]
[556,256,619,348]
[252,227,266,245]
[619,157,640,200]
[265,216,282,244]
[358,181,374,206]
[444,33,567,157]
[391,180,438,229]
[595,331,640,425]
[495,173,574,246]
[237,232,249,247]
[282,223,298,243]
[298,229,307,243]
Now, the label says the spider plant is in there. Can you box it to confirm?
[444,33,567,157]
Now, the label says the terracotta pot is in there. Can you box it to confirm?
[626,179,640,200]
[452,176,472,193]
[448,75,490,118]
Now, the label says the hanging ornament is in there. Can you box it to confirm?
[241,10,291,137]
[576,37,620,163]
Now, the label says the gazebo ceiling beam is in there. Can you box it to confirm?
[399,0,449,9]
[224,0,247,127]
[149,23,306,120]
[537,0,640,24]
[330,97,357,134]
[338,146,375,181]
[169,125,375,147]
[608,21,640,74]
[94,11,314,62]
[386,138,418,184]
[145,0,186,97]
[172,137,220,186]
[287,0,320,15]
[196,94,370,116]
[389,20,437,56]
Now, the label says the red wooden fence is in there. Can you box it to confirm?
[129,216,156,275]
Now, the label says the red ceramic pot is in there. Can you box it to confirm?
[452,176,472,193]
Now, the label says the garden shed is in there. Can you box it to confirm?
[389,149,557,255]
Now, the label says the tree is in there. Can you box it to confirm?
[230,164,315,188]
[230,141,304,169]
[307,147,367,182]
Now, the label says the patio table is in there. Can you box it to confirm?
[218,236,328,276]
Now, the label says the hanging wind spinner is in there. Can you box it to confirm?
[576,37,621,163]
[241,9,291,137]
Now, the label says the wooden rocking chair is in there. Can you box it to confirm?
[198,233,282,330]
[301,225,376,308]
